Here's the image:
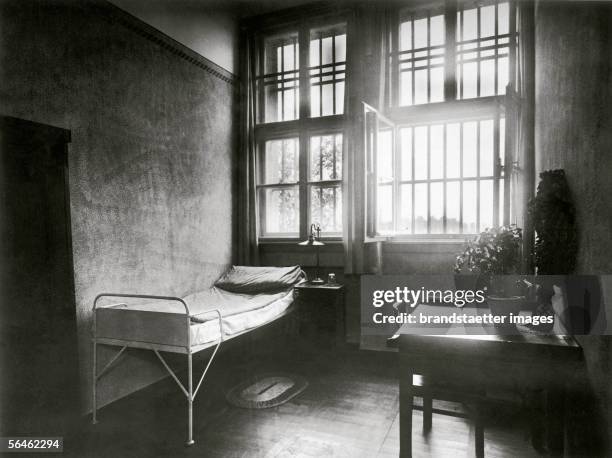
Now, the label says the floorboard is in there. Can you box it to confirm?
[64,345,543,457]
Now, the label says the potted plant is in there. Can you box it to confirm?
[454,225,524,316]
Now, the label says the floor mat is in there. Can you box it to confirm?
[226,373,308,409]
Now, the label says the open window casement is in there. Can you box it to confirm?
[501,83,521,227]
[364,102,396,242]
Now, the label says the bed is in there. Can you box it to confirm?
[92,265,305,445]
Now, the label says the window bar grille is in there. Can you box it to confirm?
[476,121,481,232]
[477,6,481,98]
[427,14,431,104]
[494,2,499,95]
[318,137,323,180]
[294,37,298,119]
[459,122,464,233]
[427,125,431,234]
[443,124,447,233]
[280,42,285,120]
[493,112,501,227]
[332,34,336,114]
[319,33,323,117]
[411,126,415,234]
[411,15,416,106]
[392,127,399,233]
[459,10,463,99]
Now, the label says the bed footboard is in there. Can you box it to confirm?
[92,293,223,446]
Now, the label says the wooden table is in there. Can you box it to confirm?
[395,305,583,457]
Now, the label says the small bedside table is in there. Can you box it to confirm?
[294,281,345,347]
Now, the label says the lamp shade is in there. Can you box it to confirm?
[298,238,324,246]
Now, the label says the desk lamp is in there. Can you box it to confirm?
[299,223,325,284]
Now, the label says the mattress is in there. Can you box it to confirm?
[95,287,295,350]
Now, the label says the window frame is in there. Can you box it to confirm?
[254,15,350,243]
[371,0,516,241]
[390,0,517,109]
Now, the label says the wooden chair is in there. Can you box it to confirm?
[410,374,486,458]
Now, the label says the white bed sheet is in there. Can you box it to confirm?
[103,287,295,347]
[189,289,294,346]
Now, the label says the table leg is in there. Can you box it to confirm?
[400,371,414,458]
[423,389,432,433]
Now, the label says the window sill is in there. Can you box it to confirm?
[258,239,343,245]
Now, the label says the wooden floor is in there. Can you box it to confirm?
[65,343,543,458]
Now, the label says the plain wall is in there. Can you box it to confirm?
[0,0,237,412]
[535,0,612,451]
[109,0,238,73]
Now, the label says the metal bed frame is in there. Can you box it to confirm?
[92,293,223,446]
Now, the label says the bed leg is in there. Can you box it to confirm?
[92,339,98,424]
[186,351,194,446]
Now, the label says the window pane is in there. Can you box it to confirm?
[462,181,477,233]
[400,20,412,51]
[480,179,493,231]
[321,84,333,116]
[414,18,428,48]
[498,56,509,95]
[414,69,428,105]
[480,5,496,38]
[498,2,510,36]
[400,128,412,180]
[480,59,495,97]
[463,122,478,178]
[377,184,393,233]
[335,34,346,62]
[479,120,494,176]
[447,123,460,178]
[310,134,342,181]
[430,67,444,103]
[462,8,477,41]
[399,184,413,233]
[499,117,506,165]
[378,129,394,182]
[310,185,342,234]
[458,2,513,101]
[262,138,299,184]
[261,187,299,236]
[499,177,505,224]
[414,183,428,234]
[462,62,477,99]
[400,71,413,106]
[398,11,445,106]
[336,81,345,114]
[414,126,428,180]
[260,33,299,123]
[430,125,444,179]
[310,24,346,117]
[430,182,444,234]
[430,15,445,47]
[446,181,460,233]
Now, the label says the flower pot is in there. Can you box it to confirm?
[487,295,525,329]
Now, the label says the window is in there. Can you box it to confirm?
[257,138,300,237]
[260,33,299,123]
[256,21,347,240]
[309,134,343,235]
[310,26,346,117]
[395,0,512,105]
[457,2,511,98]
[371,0,515,237]
[398,8,446,106]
